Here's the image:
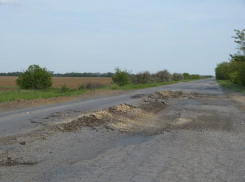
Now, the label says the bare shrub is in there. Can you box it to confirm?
[86,82,104,90]
[130,74,137,84]
[172,73,184,81]
[78,83,85,90]
[60,85,69,93]
[156,70,171,82]
[133,71,152,84]
[151,74,160,83]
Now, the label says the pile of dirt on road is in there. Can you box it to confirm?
[53,90,208,133]
[55,101,167,132]
[148,91,195,100]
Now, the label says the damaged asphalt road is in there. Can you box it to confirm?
[1,78,245,182]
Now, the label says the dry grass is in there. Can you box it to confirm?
[0,76,113,89]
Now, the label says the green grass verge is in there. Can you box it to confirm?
[0,79,201,104]
[217,80,245,94]
[0,88,87,103]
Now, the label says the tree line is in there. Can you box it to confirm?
[15,64,211,89]
[0,72,23,76]
[215,29,245,86]
[113,68,211,86]
[0,72,114,77]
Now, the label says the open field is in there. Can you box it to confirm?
[0,76,113,89]
[0,76,204,105]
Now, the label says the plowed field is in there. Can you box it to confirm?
[0,76,112,89]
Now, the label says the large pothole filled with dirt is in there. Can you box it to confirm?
[53,91,202,133]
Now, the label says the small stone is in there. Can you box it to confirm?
[57,125,64,131]
[162,101,169,105]
[144,99,151,102]
[19,141,26,145]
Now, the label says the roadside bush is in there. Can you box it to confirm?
[156,70,171,82]
[60,85,69,93]
[129,74,137,84]
[192,74,200,79]
[215,62,232,80]
[133,71,152,84]
[86,82,104,90]
[215,29,245,86]
[151,74,160,83]
[183,73,191,80]
[229,61,245,86]
[78,84,85,90]
[16,65,52,89]
[112,68,131,86]
[215,60,245,86]
[172,73,184,81]
[229,71,240,84]
[238,62,245,86]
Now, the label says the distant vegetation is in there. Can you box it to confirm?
[0,71,114,77]
[0,62,212,103]
[53,72,114,77]
[113,68,210,86]
[16,65,52,89]
[0,72,23,76]
[215,29,245,86]
[112,68,131,86]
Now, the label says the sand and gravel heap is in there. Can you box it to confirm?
[56,101,166,132]
[55,91,199,132]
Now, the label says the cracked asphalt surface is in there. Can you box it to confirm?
[0,78,245,182]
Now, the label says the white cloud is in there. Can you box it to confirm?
[0,0,20,5]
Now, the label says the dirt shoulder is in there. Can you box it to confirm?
[220,88,245,111]
[0,89,126,113]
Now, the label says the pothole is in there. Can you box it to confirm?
[52,90,229,134]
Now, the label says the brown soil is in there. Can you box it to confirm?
[0,76,112,88]
[54,91,190,132]
[55,102,166,132]
[53,91,232,134]
[0,90,126,113]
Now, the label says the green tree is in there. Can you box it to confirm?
[16,65,52,89]
[229,54,245,62]
[215,29,245,86]
[229,61,245,86]
[183,73,191,80]
[232,29,245,55]
[215,62,231,80]
[112,68,130,86]
[192,74,200,79]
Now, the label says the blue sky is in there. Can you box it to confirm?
[0,0,245,75]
